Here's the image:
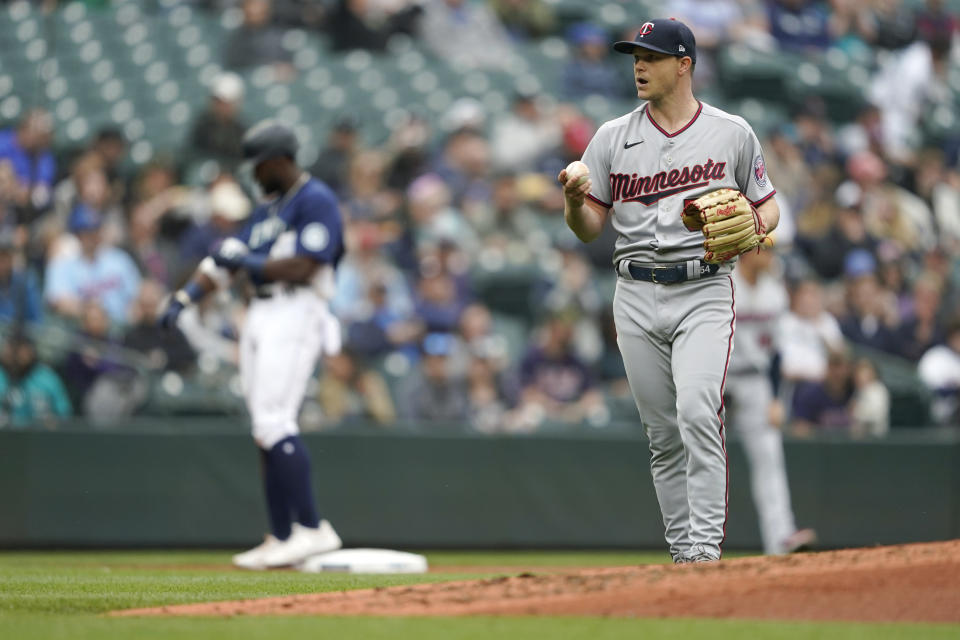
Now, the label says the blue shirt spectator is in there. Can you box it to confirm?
[0,236,42,323]
[0,109,56,214]
[44,205,142,325]
[767,0,833,52]
[562,23,624,99]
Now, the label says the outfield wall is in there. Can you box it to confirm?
[1,427,958,549]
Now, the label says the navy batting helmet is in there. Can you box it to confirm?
[242,120,299,165]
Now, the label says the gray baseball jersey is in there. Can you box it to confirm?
[581,101,776,265]
[589,101,776,561]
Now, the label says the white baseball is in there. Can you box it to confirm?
[565,160,590,186]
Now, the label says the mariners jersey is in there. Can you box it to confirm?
[729,269,788,375]
[581,101,776,265]
[236,174,344,298]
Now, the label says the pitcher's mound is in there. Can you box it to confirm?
[112,539,960,622]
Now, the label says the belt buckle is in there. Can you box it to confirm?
[650,267,662,284]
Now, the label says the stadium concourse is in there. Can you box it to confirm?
[0,0,958,437]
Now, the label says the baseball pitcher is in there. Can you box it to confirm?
[558,18,780,562]
[159,121,345,569]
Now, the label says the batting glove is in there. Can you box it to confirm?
[211,238,266,278]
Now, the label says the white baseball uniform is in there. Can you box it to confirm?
[228,173,344,449]
[581,101,776,561]
[727,265,800,554]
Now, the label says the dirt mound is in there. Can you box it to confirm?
[112,539,960,622]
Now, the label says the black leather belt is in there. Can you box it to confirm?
[619,260,720,284]
[254,284,302,299]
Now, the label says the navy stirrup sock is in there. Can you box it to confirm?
[260,448,292,541]
[266,435,320,530]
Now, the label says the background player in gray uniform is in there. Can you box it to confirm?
[159,122,344,569]
[558,18,781,562]
[728,248,816,555]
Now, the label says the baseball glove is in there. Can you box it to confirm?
[682,189,773,264]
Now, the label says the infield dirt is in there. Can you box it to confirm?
[112,539,960,622]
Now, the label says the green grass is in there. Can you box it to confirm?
[0,550,956,639]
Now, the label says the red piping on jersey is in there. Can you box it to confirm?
[587,193,612,208]
[644,101,703,138]
[717,274,735,557]
[750,190,777,207]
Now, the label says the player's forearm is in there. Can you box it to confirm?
[756,197,780,233]
[173,273,216,307]
[564,200,606,243]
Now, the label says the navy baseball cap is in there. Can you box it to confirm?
[613,18,697,63]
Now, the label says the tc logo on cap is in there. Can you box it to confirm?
[639,22,654,36]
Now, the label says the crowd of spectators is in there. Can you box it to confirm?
[0,0,958,437]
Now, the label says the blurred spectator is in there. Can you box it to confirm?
[341,150,402,223]
[86,127,128,205]
[0,231,41,324]
[672,0,772,85]
[414,270,468,334]
[790,100,836,169]
[384,112,432,192]
[918,318,960,425]
[868,32,953,164]
[466,355,509,433]
[912,149,960,252]
[766,0,834,52]
[512,312,605,430]
[915,0,959,45]
[836,103,886,159]
[406,173,477,252]
[850,357,890,437]
[893,273,946,361]
[0,330,71,429]
[0,108,55,221]
[779,278,846,383]
[314,349,396,427]
[345,280,424,358]
[398,332,470,424]
[562,23,623,99]
[432,128,493,213]
[60,301,141,418]
[842,151,935,254]
[462,170,536,240]
[797,202,880,281]
[489,0,556,40]
[178,179,252,271]
[595,308,628,392]
[764,128,815,221]
[447,302,509,378]
[222,0,294,79]
[187,72,248,169]
[836,249,900,353]
[43,206,142,326]
[536,243,603,318]
[309,117,361,197]
[490,92,560,173]
[790,348,854,436]
[332,221,415,323]
[122,280,196,374]
[418,0,516,70]
[326,0,422,53]
[862,0,917,50]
